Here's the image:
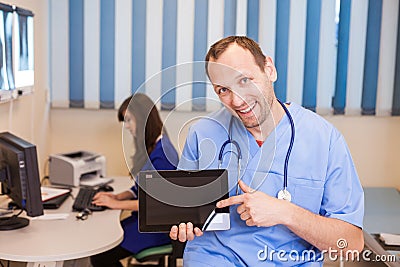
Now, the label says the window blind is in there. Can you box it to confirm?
[49,0,400,116]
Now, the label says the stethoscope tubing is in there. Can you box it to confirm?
[276,98,295,190]
[218,98,295,198]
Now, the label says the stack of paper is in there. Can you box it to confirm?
[41,187,71,202]
[79,174,113,187]
[379,233,400,246]
[31,213,69,220]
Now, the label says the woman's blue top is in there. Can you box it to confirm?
[120,135,179,254]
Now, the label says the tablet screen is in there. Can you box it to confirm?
[138,169,229,232]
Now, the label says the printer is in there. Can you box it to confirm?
[49,150,108,187]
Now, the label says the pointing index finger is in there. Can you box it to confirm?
[216,194,244,208]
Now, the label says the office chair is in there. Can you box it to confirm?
[128,240,186,267]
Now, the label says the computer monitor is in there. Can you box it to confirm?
[0,132,43,230]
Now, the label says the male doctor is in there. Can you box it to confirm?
[170,36,364,266]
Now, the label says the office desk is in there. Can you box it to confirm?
[363,187,400,266]
[0,176,133,267]
[363,187,400,234]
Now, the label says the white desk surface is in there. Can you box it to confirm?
[0,176,133,263]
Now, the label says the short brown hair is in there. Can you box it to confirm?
[205,36,266,77]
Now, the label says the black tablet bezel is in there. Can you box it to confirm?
[138,169,229,232]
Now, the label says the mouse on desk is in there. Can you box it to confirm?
[97,184,114,192]
[76,208,92,220]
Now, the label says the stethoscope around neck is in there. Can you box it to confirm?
[217,98,295,202]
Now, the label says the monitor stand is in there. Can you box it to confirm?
[0,216,29,230]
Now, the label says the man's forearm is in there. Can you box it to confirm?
[284,203,364,252]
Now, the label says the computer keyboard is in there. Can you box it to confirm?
[72,187,106,212]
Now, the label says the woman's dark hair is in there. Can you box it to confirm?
[117,97,130,122]
[118,93,163,155]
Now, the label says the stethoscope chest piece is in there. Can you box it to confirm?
[277,189,292,202]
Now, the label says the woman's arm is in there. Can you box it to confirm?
[111,199,138,211]
[115,190,136,200]
[92,190,138,210]
[92,192,138,210]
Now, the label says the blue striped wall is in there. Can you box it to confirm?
[50,0,400,116]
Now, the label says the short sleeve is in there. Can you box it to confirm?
[320,134,364,228]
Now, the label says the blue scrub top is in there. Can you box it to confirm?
[178,102,364,266]
[120,135,179,254]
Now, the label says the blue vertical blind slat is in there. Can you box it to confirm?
[69,0,84,108]
[192,0,208,112]
[333,0,351,114]
[224,0,236,37]
[302,0,321,112]
[161,0,177,111]
[100,0,115,109]
[132,0,146,95]
[274,0,290,102]
[361,0,383,115]
[246,0,259,42]
[393,0,400,116]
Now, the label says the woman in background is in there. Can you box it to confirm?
[90,93,179,267]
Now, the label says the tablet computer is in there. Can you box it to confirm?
[138,169,230,232]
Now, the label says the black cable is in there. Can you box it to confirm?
[0,260,5,267]
[14,209,23,217]
[44,157,49,177]
[40,176,49,186]
[41,157,50,185]
[0,209,24,226]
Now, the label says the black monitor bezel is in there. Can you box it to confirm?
[0,132,43,217]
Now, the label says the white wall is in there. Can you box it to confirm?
[49,109,400,189]
[48,108,130,177]
[326,115,400,188]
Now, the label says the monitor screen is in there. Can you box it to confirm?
[0,132,43,230]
